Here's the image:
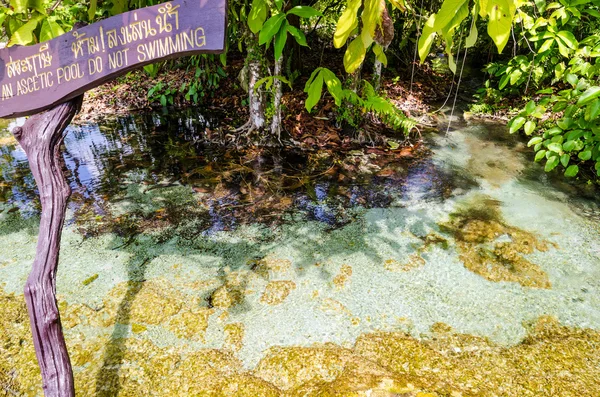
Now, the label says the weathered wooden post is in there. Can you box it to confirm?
[0,1,227,395]
[13,98,83,397]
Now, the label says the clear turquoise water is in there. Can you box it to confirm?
[1,113,600,390]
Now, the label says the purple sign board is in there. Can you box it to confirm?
[0,0,227,118]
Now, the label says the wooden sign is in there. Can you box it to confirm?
[0,0,227,119]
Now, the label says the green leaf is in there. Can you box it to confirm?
[552,101,568,112]
[560,153,570,167]
[577,86,600,106]
[499,74,510,90]
[547,127,563,136]
[28,0,44,13]
[287,25,308,46]
[528,136,543,147]
[89,0,97,21]
[566,73,579,86]
[510,69,523,85]
[373,44,387,66]
[432,0,468,31]
[564,164,579,177]
[535,150,547,162]
[524,121,537,136]
[556,39,570,57]
[545,155,560,172]
[8,16,41,46]
[583,9,600,18]
[248,0,268,34]
[273,20,288,60]
[578,150,592,160]
[524,100,536,115]
[389,0,406,10]
[538,38,555,53]
[254,76,274,92]
[304,67,322,92]
[585,99,600,121]
[547,142,563,153]
[417,14,437,63]
[556,117,572,130]
[10,0,28,14]
[563,140,576,152]
[509,116,526,133]
[536,88,554,94]
[465,18,478,48]
[556,31,577,49]
[361,0,386,48]
[287,6,322,18]
[321,68,343,106]
[334,0,361,48]
[305,72,324,112]
[343,36,366,73]
[40,19,65,42]
[259,14,286,45]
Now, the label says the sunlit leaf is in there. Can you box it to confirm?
[248,0,268,34]
[89,0,97,21]
[10,0,28,14]
[8,16,41,46]
[487,0,515,53]
[535,149,547,161]
[361,0,385,46]
[334,0,361,48]
[321,68,344,105]
[524,120,536,135]
[577,86,600,106]
[509,116,526,133]
[545,155,559,171]
[417,14,436,63]
[40,19,65,42]
[29,0,45,13]
[388,0,406,11]
[343,36,366,73]
[432,0,468,31]
[305,72,324,112]
[373,43,387,66]
[465,17,478,48]
[258,14,285,45]
[527,136,542,147]
[538,38,555,53]
[547,142,562,153]
[556,30,577,49]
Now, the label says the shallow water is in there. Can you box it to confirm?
[1,113,600,396]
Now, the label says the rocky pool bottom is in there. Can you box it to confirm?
[2,115,600,396]
[2,289,599,397]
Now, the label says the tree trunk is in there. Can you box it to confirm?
[248,51,266,130]
[270,55,283,140]
[12,97,83,397]
[373,58,383,92]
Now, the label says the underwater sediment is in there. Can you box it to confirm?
[2,289,600,396]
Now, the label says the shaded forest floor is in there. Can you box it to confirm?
[76,47,459,152]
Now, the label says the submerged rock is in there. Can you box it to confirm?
[440,195,552,289]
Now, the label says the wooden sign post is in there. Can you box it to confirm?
[1,1,227,395]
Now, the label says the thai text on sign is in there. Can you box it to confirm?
[0,0,227,118]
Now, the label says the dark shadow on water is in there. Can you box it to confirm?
[94,251,153,397]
